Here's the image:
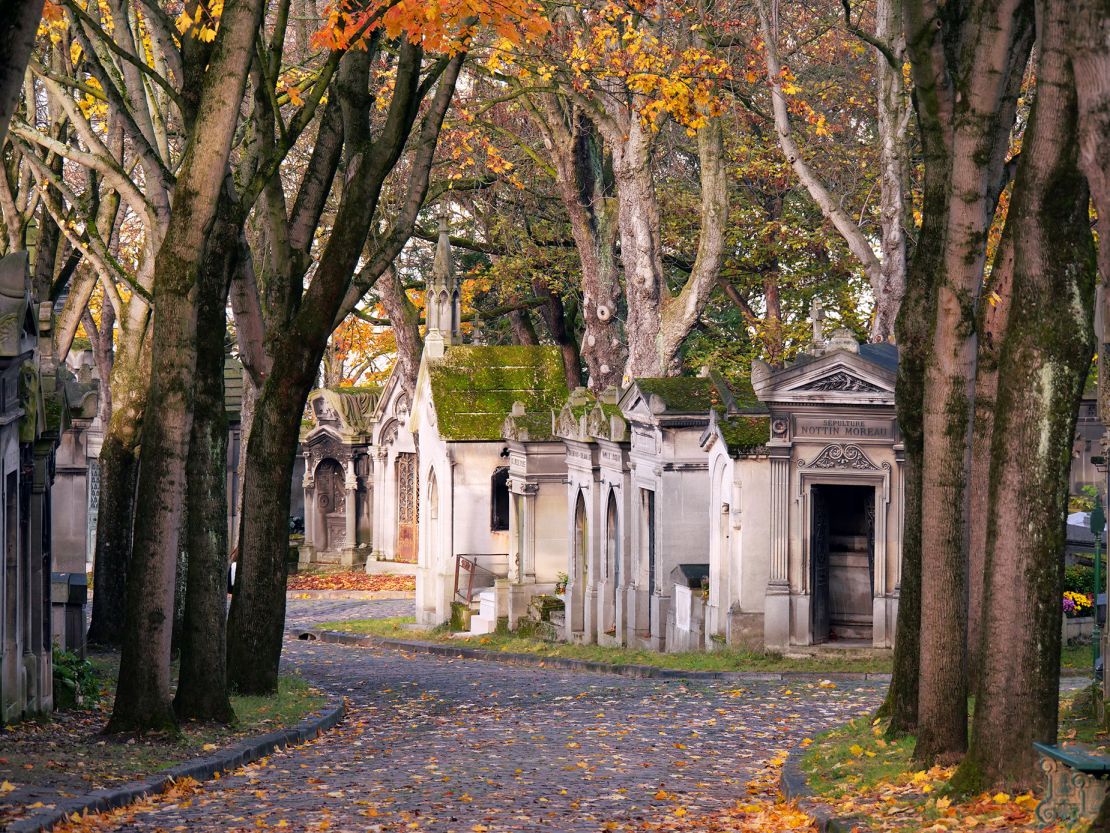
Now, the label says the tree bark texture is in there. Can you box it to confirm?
[953,0,1097,792]
[86,340,148,647]
[376,265,422,396]
[534,100,624,390]
[174,185,239,724]
[0,0,45,146]
[109,0,265,734]
[873,0,912,342]
[904,0,1033,764]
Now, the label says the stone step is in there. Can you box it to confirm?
[477,587,497,620]
[829,534,868,549]
[469,613,498,635]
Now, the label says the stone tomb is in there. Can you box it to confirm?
[409,344,568,629]
[368,368,420,563]
[747,330,903,649]
[617,374,737,652]
[554,387,631,646]
[299,387,380,568]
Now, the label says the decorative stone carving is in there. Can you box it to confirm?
[380,419,400,447]
[1035,755,1109,825]
[801,372,882,393]
[801,443,880,471]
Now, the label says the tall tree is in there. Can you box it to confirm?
[953,0,1095,789]
[109,0,266,733]
[227,37,470,695]
[900,0,1033,763]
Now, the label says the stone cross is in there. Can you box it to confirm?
[810,297,825,345]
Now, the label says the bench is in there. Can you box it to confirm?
[1034,741,1110,824]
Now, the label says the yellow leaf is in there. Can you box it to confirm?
[202,743,218,752]
[849,744,864,757]
[993,792,1011,803]
[0,781,16,793]
[174,10,192,33]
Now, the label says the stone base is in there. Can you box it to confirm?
[764,585,791,650]
[340,547,367,568]
[726,608,766,651]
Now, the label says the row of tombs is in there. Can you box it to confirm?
[299,320,904,653]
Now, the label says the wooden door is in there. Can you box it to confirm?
[395,453,418,563]
[810,486,831,643]
[315,460,346,551]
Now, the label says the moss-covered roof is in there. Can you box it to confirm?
[719,414,771,457]
[633,377,724,413]
[729,373,768,414]
[429,345,568,440]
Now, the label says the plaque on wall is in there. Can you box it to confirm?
[792,415,894,440]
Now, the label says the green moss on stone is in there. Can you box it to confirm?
[429,345,568,440]
[719,415,770,456]
[634,377,721,412]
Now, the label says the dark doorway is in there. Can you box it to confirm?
[810,484,875,643]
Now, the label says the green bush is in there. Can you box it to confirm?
[52,646,100,710]
[1065,565,1097,596]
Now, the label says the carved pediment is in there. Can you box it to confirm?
[801,443,880,471]
[304,429,353,464]
[554,401,585,441]
[798,371,882,393]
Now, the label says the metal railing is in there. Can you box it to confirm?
[453,553,509,604]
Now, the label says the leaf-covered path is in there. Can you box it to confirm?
[66,601,883,832]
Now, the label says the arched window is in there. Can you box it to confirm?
[490,467,510,531]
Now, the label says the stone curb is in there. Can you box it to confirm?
[300,629,894,683]
[780,745,870,833]
[6,698,346,833]
[286,590,415,600]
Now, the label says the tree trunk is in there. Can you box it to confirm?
[880,173,940,737]
[610,120,666,378]
[965,250,1012,685]
[872,0,911,342]
[533,278,583,389]
[86,343,148,647]
[953,0,1095,791]
[541,106,624,390]
[376,264,422,396]
[226,363,311,694]
[906,0,1034,765]
[109,0,265,734]
[0,0,45,146]
[175,186,239,724]
[509,307,539,346]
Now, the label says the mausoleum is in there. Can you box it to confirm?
[553,387,630,646]
[618,374,737,651]
[298,386,380,567]
[711,327,903,650]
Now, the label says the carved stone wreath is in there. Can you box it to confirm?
[801,371,882,393]
[801,443,880,471]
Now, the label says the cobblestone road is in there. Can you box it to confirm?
[76,600,885,832]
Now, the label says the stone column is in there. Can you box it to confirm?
[764,451,792,648]
[372,448,388,558]
[342,459,359,566]
[299,457,316,566]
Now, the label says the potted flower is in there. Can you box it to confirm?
[554,572,568,595]
[1063,590,1096,643]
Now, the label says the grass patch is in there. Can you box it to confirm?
[801,716,916,797]
[319,617,895,674]
[0,652,326,825]
[1062,643,1096,674]
[798,692,1091,832]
